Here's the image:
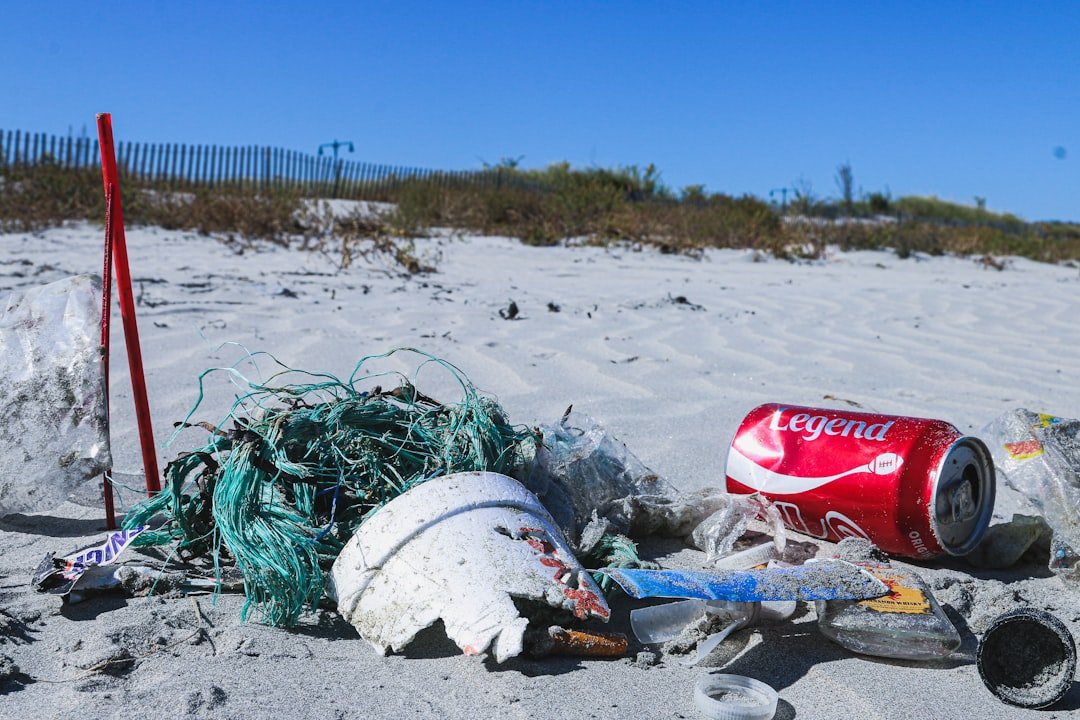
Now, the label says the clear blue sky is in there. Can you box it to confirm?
[3,2,1077,220]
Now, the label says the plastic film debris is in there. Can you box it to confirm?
[983,409,1080,579]
[0,275,112,513]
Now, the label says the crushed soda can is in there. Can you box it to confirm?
[725,404,996,558]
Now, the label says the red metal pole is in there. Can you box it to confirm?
[96,113,161,497]
[101,185,117,529]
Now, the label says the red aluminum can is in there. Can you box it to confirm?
[725,404,996,558]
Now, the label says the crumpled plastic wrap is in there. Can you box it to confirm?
[515,411,729,543]
[690,494,787,564]
[983,409,1080,579]
[0,275,111,514]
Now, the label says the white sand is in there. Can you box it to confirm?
[2,223,1079,719]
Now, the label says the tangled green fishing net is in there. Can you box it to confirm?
[123,348,535,626]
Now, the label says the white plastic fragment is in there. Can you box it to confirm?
[631,599,710,644]
[327,472,610,663]
[0,275,111,513]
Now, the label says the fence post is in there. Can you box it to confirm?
[189,144,197,188]
[127,142,137,180]
[134,142,144,181]
[167,143,177,188]
[192,144,201,187]
[144,144,155,183]
[179,143,187,188]
[347,160,360,198]
[358,162,369,199]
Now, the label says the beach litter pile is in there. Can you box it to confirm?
[119,349,541,628]
[5,271,1080,715]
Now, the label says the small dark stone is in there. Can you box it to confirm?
[499,300,520,320]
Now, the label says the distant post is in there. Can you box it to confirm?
[769,187,792,213]
[319,139,355,198]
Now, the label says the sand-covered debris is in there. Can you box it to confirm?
[0,653,18,681]
[662,610,732,656]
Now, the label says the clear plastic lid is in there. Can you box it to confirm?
[694,673,778,720]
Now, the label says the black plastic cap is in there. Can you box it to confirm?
[977,607,1076,709]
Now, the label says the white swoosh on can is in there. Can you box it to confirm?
[726,446,904,494]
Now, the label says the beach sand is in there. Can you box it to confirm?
[2,220,1079,719]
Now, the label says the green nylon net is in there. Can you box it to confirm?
[123,348,535,627]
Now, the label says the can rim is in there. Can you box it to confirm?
[929,435,996,556]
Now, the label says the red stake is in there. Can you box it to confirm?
[96,113,161,508]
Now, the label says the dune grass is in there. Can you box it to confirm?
[3,159,1079,268]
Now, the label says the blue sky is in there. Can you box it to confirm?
[3,3,1077,220]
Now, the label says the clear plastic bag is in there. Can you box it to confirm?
[515,411,728,542]
[0,275,111,513]
[983,409,1080,579]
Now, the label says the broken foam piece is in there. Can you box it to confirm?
[327,472,609,663]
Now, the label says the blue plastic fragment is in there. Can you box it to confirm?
[598,561,889,602]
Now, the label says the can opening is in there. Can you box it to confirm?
[954,465,979,521]
[933,438,996,555]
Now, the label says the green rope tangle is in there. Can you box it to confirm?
[124,348,534,627]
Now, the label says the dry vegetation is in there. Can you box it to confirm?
[3,159,1079,270]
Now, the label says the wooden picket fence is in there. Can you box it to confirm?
[0,128,523,201]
